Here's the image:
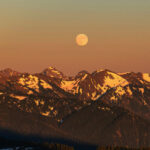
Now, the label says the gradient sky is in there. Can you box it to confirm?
[0,0,150,75]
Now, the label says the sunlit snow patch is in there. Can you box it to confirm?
[61,79,80,94]
[0,92,3,95]
[10,94,26,100]
[103,72,129,87]
[143,73,150,82]
[40,80,53,89]
[41,111,50,116]
[18,75,39,92]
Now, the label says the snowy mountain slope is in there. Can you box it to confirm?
[60,70,129,100]
[0,67,150,121]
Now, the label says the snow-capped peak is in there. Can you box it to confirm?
[60,69,129,101]
[89,71,129,100]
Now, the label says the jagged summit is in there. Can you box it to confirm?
[0,68,20,77]
[1,67,149,80]
[0,67,150,102]
[94,68,105,73]
[75,70,89,79]
[41,66,64,78]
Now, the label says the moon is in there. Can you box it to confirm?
[76,34,88,46]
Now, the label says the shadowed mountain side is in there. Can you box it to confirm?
[96,84,150,121]
[0,105,98,149]
[0,103,150,149]
[60,101,150,148]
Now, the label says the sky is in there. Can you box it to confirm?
[0,0,150,75]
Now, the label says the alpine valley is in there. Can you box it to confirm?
[0,67,150,150]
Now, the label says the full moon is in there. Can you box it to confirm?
[76,34,88,46]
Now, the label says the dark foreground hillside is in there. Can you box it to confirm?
[0,102,150,150]
[1,140,150,150]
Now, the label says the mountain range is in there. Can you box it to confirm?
[0,67,150,150]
